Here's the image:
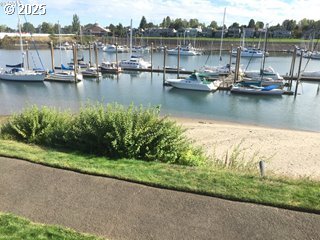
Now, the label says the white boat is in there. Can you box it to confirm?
[245,67,283,80]
[100,61,122,73]
[301,70,320,78]
[308,51,320,60]
[166,72,222,92]
[102,44,128,53]
[0,15,45,82]
[119,56,151,69]
[67,57,89,69]
[46,71,83,82]
[239,77,284,88]
[200,64,231,77]
[199,8,229,78]
[167,44,201,56]
[81,67,101,78]
[230,83,284,95]
[0,67,45,81]
[232,47,267,58]
[132,46,150,53]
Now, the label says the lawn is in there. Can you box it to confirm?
[0,212,103,240]
[0,139,319,214]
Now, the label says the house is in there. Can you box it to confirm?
[143,28,177,37]
[83,23,110,36]
[243,28,255,38]
[272,29,292,38]
[213,29,228,38]
[227,28,241,38]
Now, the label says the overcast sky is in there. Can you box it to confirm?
[1,0,320,29]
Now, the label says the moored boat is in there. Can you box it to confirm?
[166,72,221,92]
[100,61,122,73]
[230,83,284,95]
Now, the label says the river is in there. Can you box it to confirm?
[0,49,319,132]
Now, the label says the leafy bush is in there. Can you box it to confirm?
[0,106,72,147]
[0,104,206,166]
[70,103,205,165]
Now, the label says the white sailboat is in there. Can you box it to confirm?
[199,8,231,77]
[119,19,151,70]
[0,14,45,82]
[46,21,82,82]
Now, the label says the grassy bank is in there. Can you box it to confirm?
[0,212,102,240]
[0,139,319,213]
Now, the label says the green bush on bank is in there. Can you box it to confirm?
[0,106,72,147]
[0,104,205,166]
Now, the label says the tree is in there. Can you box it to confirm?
[41,22,53,34]
[248,19,255,28]
[62,25,72,34]
[209,20,218,29]
[229,22,239,29]
[21,22,35,33]
[282,19,296,31]
[255,21,264,29]
[72,14,80,34]
[52,23,60,34]
[189,19,199,28]
[139,16,147,29]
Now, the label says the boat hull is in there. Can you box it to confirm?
[166,79,218,92]
[231,86,284,95]
[45,72,83,82]
[0,72,45,82]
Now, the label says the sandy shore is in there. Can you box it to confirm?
[174,117,320,180]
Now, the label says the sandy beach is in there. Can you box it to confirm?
[174,117,320,180]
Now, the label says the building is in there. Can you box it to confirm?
[272,29,292,38]
[83,23,110,36]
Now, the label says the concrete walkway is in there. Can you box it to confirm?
[0,156,319,240]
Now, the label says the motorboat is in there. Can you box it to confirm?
[232,47,267,58]
[244,67,283,80]
[102,44,128,53]
[119,56,151,69]
[167,44,201,56]
[166,72,222,92]
[100,61,122,73]
[301,70,320,78]
[230,83,284,95]
[200,64,232,77]
[81,67,102,78]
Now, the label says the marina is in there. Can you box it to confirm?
[0,48,320,132]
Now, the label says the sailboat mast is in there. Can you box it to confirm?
[260,23,269,77]
[129,19,133,56]
[58,21,62,66]
[17,7,24,67]
[219,7,226,62]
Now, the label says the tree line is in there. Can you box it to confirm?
[1,14,320,39]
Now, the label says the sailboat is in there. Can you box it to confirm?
[240,24,284,88]
[119,19,151,70]
[0,14,45,82]
[46,21,83,82]
[199,8,231,77]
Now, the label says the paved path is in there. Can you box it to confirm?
[0,156,319,240]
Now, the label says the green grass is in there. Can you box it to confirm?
[0,139,319,213]
[0,212,103,240]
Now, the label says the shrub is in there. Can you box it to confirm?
[0,104,206,166]
[69,103,205,165]
[0,106,72,147]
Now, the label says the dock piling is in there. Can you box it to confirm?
[163,46,167,85]
[294,49,304,97]
[50,41,55,73]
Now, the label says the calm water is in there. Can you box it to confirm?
[0,48,320,132]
